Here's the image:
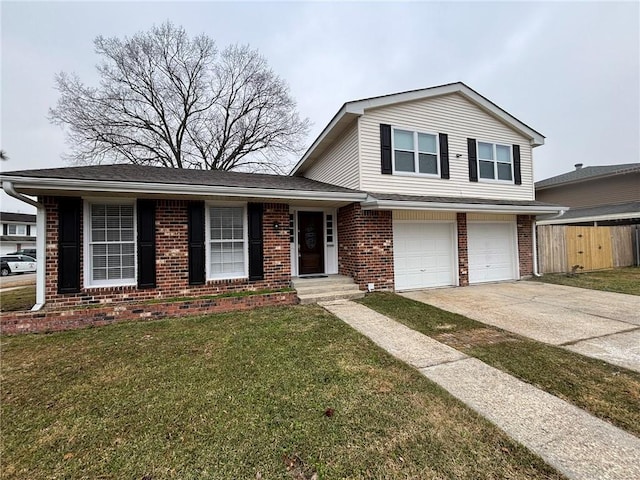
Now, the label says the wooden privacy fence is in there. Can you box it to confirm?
[537,225,637,274]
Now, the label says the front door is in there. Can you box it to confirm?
[298,211,324,275]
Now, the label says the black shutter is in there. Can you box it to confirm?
[58,197,81,293]
[513,144,522,185]
[467,138,478,182]
[380,124,392,174]
[188,201,205,285]
[26,225,31,236]
[137,199,156,288]
[247,203,264,281]
[439,133,450,179]
[2,224,6,235]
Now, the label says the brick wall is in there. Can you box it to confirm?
[517,214,534,277]
[337,203,394,291]
[42,197,291,309]
[0,291,298,335]
[456,213,469,286]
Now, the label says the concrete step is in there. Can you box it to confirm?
[291,275,355,289]
[297,289,365,305]
[292,274,364,304]
[294,283,364,295]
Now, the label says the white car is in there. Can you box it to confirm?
[1,255,37,276]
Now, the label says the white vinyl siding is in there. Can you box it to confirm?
[359,93,534,200]
[303,121,359,189]
[87,202,136,286]
[208,206,247,280]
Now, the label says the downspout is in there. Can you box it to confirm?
[533,209,567,277]
[2,181,46,311]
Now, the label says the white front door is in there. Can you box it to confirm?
[393,222,455,290]
[468,222,518,284]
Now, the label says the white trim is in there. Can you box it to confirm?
[83,198,137,289]
[291,82,545,175]
[362,196,564,215]
[205,202,249,281]
[537,211,640,225]
[391,126,440,177]
[1,176,367,203]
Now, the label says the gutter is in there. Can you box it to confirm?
[361,196,565,215]
[0,175,367,203]
[2,181,45,311]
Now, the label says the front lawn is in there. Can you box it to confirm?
[0,285,36,312]
[534,267,640,296]
[358,293,640,437]
[1,305,563,480]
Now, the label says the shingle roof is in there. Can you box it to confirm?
[0,164,361,194]
[367,192,558,208]
[538,201,640,222]
[535,163,640,189]
[0,212,36,223]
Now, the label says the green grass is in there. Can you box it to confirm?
[534,267,640,296]
[358,293,640,437]
[0,285,36,312]
[0,305,564,480]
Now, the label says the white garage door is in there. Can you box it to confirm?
[468,222,517,284]
[393,222,455,290]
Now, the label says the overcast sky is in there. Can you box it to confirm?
[1,0,638,213]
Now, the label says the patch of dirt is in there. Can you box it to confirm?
[434,328,518,350]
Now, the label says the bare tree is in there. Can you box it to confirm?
[49,22,310,173]
[0,150,8,161]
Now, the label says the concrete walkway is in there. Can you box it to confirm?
[321,299,640,480]
[402,282,640,373]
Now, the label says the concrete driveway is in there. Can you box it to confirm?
[402,282,640,373]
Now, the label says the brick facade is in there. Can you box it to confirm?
[41,197,290,309]
[456,213,469,286]
[1,291,297,335]
[337,203,394,291]
[516,214,534,277]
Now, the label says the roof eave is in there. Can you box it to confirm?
[1,177,367,203]
[537,211,640,225]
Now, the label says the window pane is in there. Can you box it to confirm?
[8,225,16,234]
[92,204,106,217]
[394,151,415,172]
[418,133,437,153]
[418,153,438,174]
[393,129,414,151]
[478,142,494,160]
[497,163,513,181]
[92,229,106,242]
[496,145,511,163]
[479,160,495,179]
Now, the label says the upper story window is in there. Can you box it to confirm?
[393,128,439,175]
[326,214,334,244]
[208,206,247,279]
[88,203,136,286]
[8,224,27,235]
[478,141,512,181]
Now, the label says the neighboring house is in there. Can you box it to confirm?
[0,212,37,255]
[0,82,562,316]
[535,163,640,226]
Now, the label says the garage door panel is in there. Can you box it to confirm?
[393,222,455,290]
[468,223,517,284]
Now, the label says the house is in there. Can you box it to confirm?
[535,163,640,226]
[0,82,562,330]
[0,211,37,255]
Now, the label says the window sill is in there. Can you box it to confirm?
[207,274,248,282]
[478,178,515,185]
[84,281,137,290]
[392,171,441,179]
